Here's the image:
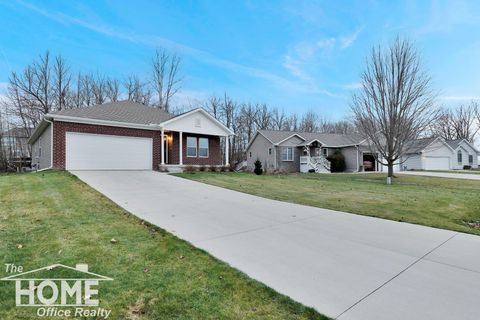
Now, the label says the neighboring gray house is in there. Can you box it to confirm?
[245,130,480,173]
[245,130,380,173]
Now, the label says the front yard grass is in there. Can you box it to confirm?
[0,171,327,320]
[175,172,480,235]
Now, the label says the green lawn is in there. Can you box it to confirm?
[0,171,327,320]
[175,172,480,235]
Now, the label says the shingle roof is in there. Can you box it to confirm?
[404,137,438,153]
[258,130,364,147]
[445,139,463,150]
[50,100,173,125]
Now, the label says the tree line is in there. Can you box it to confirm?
[1,42,480,172]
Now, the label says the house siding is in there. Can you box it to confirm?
[246,133,276,172]
[32,123,52,170]
[276,136,303,172]
[452,142,479,169]
[339,146,359,172]
[402,154,423,170]
[52,121,161,170]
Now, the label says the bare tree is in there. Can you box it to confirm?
[105,78,120,102]
[204,96,222,119]
[300,110,318,132]
[151,48,182,112]
[52,55,71,110]
[124,75,152,105]
[254,104,272,130]
[272,108,286,130]
[451,102,478,142]
[351,38,437,183]
[432,102,479,142]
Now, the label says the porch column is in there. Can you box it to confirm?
[225,136,229,166]
[161,128,165,165]
[179,131,183,165]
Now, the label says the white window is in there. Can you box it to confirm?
[469,154,473,164]
[249,152,252,158]
[199,138,209,157]
[281,147,293,161]
[268,148,272,155]
[457,150,462,164]
[187,137,197,157]
[322,148,328,156]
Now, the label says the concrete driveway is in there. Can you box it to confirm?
[400,170,480,180]
[72,171,480,320]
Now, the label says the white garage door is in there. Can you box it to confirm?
[424,157,450,170]
[66,132,153,170]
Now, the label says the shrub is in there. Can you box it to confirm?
[327,150,346,172]
[183,165,197,173]
[254,159,263,175]
[199,165,207,172]
[463,165,472,170]
[220,165,228,172]
[308,168,316,173]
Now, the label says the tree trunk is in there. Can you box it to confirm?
[387,163,394,177]
[387,162,394,185]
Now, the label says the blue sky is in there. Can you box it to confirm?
[1,0,480,119]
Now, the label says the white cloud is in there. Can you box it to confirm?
[14,0,334,96]
[339,26,365,49]
[342,82,362,90]
[439,95,480,101]
[282,27,364,80]
[171,89,209,107]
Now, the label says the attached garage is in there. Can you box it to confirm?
[65,132,153,170]
[424,156,450,170]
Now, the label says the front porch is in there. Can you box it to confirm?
[160,130,230,167]
[298,140,331,173]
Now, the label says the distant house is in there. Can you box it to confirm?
[245,130,399,173]
[245,130,480,173]
[402,137,479,170]
[1,127,31,159]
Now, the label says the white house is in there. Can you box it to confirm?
[402,137,479,170]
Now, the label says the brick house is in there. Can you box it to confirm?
[28,101,234,171]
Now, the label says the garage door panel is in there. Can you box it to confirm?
[66,132,152,170]
[424,157,450,170]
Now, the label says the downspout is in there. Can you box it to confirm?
[37,118,54,172]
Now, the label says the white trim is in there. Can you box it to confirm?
[456,139,480,153]
[298,138,327,146]
[161,128,165,165]
[160,108,234,135]
[186,136,197,157]
[245,131,275,151]
[179,131,183,165]
[275,133,306,146]
[46,114,161,131]
[281,146,294,161]
[225,136,229,166]
[198,137,209,158]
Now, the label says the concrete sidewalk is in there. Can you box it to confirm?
[400,170,480,180]
[72,170,480,320]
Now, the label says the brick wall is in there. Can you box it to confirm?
[170,132,222,165]
[52,121,161,169]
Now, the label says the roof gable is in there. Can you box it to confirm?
[257,130,363,147]
[161,108,234,136]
